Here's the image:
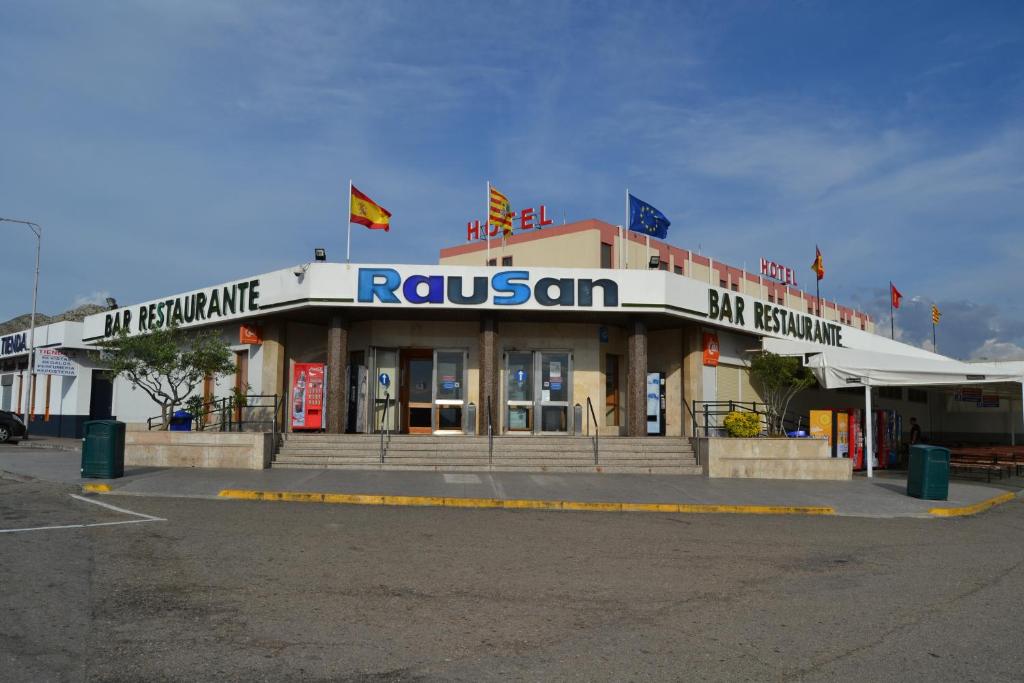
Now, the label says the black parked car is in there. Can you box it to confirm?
[0,410,27,443]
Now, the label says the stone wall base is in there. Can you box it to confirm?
[125,431,273,470]
[697,437,852,481]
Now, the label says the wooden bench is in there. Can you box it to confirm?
[949,452,1010,482]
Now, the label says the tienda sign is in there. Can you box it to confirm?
[466,205,555,241]
[760,257,798,287]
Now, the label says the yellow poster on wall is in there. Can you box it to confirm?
[810,410,833,446]
[835,412,849,458]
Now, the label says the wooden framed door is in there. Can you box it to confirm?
[203,375,214,425]
[400,348,434,434]
[233,350,249,422]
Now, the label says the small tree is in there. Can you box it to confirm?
[102,324,236,429]
[749,351,816,436]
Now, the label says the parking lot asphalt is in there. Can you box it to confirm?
[2,472,1023,681]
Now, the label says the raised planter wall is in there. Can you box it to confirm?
[697,437,852,481]
[125,431,274,470]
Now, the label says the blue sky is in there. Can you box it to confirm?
[1,1,1021,360]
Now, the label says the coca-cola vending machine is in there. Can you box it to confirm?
[291,363,325,431]
[848,409,864,470]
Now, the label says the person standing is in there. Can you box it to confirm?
[909,417,922,445]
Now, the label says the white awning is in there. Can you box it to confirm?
[762,338,1024,389]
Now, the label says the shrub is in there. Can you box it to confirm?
[723,411,761,438]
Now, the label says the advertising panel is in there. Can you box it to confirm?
[835,412,849,458]
[702,332,720,367]
[810,410,833,447]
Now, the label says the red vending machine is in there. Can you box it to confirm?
[291,363,325,431]
[849,409,864,471]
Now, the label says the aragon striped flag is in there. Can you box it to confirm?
[489,184,513,238]
[350,185,392,232]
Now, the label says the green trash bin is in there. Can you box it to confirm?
[81,420,126,479]
[907,444,950,501]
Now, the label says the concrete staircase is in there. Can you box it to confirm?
[272,433,702,475]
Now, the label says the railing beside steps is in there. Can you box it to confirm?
[486,395,494,465]
[379,390,392,463]
[584,397,599,465]
[147,394,280,445]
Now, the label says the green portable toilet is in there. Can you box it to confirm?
[906,444,950,501]
[81,420,126,479]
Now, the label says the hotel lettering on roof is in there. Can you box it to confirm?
[2,218,1019,445]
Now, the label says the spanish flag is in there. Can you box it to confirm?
[489,184,513,238]
[350,185,391,232]
[811,246,825,281]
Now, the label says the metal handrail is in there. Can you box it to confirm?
[682,397,698,438]
[693,400,767,437]
[486,395,494,465]
[379,391,391,463]
[145,393,279,434]
[585,397,599,465]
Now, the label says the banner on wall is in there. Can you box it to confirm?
[702,332,720,367]
[34,348,77,376]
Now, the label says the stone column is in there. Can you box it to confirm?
[260,320,288,432]
[326,314,349,433]
[478,316,499,435]
[626,318,648,436]
[681,325,704,437]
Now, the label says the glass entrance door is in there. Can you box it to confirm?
[506,351,534,432]
[539,352,570,433]
[372,348,398,433]
[504,351,572,434]
[434,350,466,433]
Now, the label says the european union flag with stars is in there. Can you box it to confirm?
[628,193,671,239]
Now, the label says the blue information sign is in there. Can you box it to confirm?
[378,372,391,387]
[515,369,527,384]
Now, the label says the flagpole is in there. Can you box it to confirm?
[815,278,821,316]
[485,180,489,266]
[624,188,629,269]
[618,225,623,269]
[890,282,895,339]
[933,322,937,353]
[346,179,353,264]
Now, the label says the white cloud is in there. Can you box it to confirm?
[70,291,112,309]
[969,339,1024,361]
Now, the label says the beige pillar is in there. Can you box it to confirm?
[478,317,499,434]
[260,320,288,432]
[626,318,648,436]
[682,325,704,437]
[326,314,349,433]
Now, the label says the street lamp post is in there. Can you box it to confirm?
[1,217,42,437]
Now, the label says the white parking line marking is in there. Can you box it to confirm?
[489,474,507,499]
[68,494,165,521]
[0,519,162,534]
[443,474,482,484]
[0,494,166,534]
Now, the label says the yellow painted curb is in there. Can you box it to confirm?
[82,483,111,493]
[929,492,1017,517]
[217,489,836,516]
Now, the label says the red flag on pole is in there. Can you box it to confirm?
[890,283,903,309]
